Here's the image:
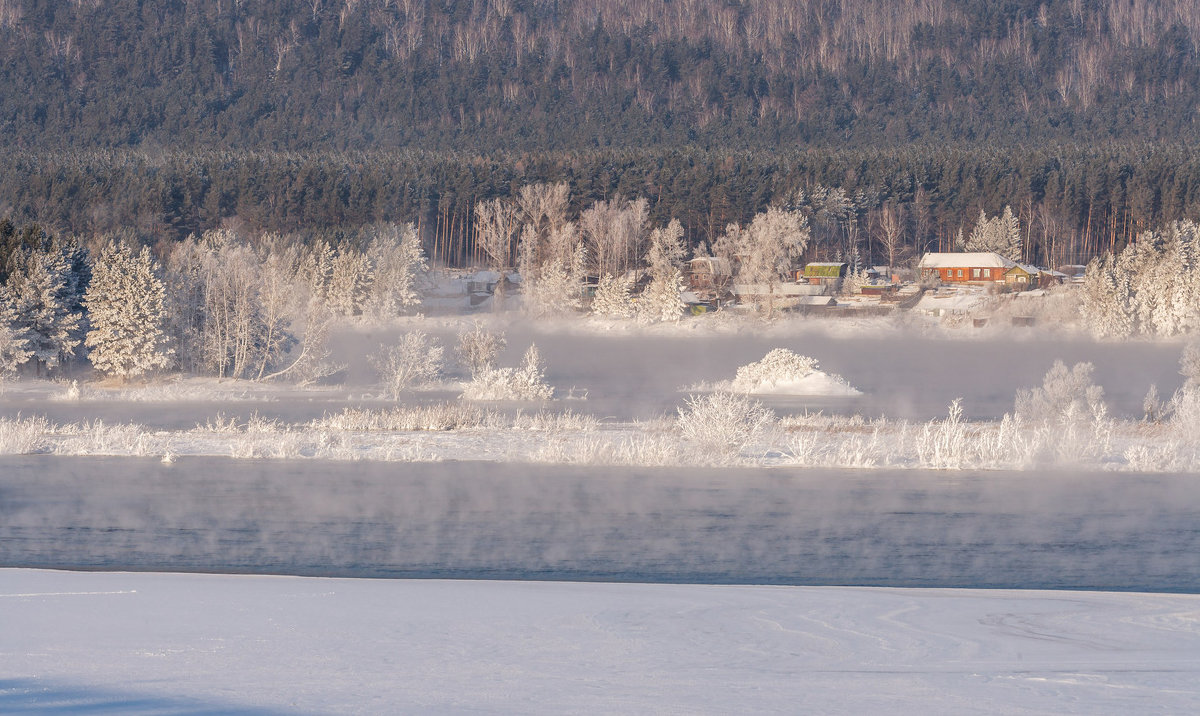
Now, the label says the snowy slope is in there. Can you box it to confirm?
[2,569,1198,714]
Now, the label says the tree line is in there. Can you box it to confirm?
[4,143,1200,270]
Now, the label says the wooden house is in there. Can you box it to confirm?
[687,256,732,293]
[1004,263,1039,288]
[918,252,1014,284]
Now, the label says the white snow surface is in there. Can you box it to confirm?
[1,569,1197,714]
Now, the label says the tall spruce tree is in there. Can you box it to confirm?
[84,242,173,379]
[0,245,83,375]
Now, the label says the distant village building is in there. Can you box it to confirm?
[801,262,848,292]
[918,252,1014,284]
[687,256,732,293]
[1004,263,1040,288]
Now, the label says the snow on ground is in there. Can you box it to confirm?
[2,569,1197,715]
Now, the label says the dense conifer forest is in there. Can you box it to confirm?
[2,0,1200,263]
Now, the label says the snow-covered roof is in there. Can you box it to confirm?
[689,256,731,273]
[794,295,836,306]
[912,290,989,314]
[1008,263,1040,274]
[918,252,1015,269]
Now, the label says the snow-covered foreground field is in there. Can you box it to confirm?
[2,569,1198,714]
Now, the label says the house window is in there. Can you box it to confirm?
[972,268,981,278]
[983,269,990,277]
[956,269,963,277]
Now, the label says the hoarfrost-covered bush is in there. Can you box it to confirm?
[315,403,488,432]
[1014,360,1106,426]
[0,415,50,454]
[915,399,969,470]
[461,344,554,401]
[54,420,156,456]
[510,409,599,432]
[455,321,506,378]
[731,349,818,391]
[676,391,775,464]
[529,433,679,466]
[371,331,443,398]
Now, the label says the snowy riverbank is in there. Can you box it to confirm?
[3,569,1198,714]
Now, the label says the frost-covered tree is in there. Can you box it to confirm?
[522,241,586,319]
[253,237,306,380]
[579,197,648,279]
[1079,253,1134,338]
[637,270,687,323]
[841,265,869,295]
[83,242,172,380]
[591,273,634,318]
[961,206,1022,261]
[714,206,810,315]
[460,343,554,401]
[516,182,572,268]
[364,223,427,320]
[0,244,83,375]
[476,198,521,270]
[0,305,30,377]
[163,230,267,379]
[371,330,443,398]
[455,321,506,379]
[1014,360,1106,426]
[1080,221,1200,338]
[637,219,687,323]
[327,248,371,317]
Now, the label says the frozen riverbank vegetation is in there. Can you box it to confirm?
[3,359,1200,472]
[689,348,862,396]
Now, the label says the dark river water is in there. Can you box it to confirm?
[2,456,1197,592]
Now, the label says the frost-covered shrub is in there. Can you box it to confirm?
[371,330,443,397]
[1143,384,1169,423]
[914,399,969,469]
[0,415,50,454]
[461,344,554,401]
[510,409,599,432]
[1014,360,1106,426]
[315,403,488,432]
[730,349,819,392]
[54,420,155,456]
[529,433,679,466]
[455,321,506,378]
[676,391,775,464]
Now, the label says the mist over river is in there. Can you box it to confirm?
[3,456,1197,592]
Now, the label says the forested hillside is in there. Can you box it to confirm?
[2,0,1200,263]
